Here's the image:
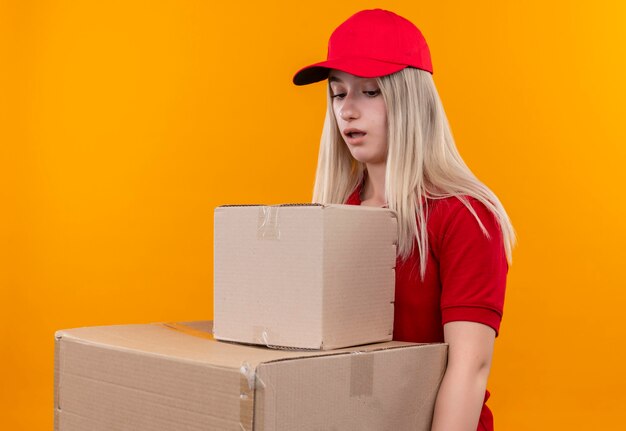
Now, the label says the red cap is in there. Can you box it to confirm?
[293,9,433,86]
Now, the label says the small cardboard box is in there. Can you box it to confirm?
[213,204,398,350]
[54,321,447,431]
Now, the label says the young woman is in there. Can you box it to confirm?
[293,9,516,431]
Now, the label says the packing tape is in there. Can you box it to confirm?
[161,322,215,341]
[239,362,255,431]
[257,206,280,240]
[349,352,374,397]
[252,325,271,347]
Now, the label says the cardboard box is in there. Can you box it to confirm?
[54,321,447,431]
[214,204,398,350]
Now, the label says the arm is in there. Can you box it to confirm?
[430,321,495,431]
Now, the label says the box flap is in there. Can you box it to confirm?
[255,343,447,430]
[55,321,426,368]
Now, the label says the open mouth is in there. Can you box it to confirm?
[345,130,367,139]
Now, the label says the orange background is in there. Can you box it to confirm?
[2,1,625,429]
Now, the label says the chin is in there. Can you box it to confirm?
[350,152,385,165]
[347,145,387,165]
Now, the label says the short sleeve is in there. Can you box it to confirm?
[436,197,509,336]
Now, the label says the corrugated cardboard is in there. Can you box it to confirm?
[54,321,447,431]
[213,204,398,349]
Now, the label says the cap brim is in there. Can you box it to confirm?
[292,57,408,86]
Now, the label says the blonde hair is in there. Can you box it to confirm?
[312,67,516,278]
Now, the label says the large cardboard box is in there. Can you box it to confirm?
[214,204,398,350]
[54,321,447,431]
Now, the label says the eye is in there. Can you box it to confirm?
[331,93,346,100]
[364,89,381,97]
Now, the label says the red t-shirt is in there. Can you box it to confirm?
[345,183,508,431]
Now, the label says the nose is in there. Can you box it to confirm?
[339,94,360,121]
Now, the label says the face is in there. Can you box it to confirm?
[328,70,388,166]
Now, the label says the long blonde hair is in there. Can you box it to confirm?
[312,67,516,278]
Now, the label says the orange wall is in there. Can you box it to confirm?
[2,1,625,429]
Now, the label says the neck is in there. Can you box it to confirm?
[362,162,386,205]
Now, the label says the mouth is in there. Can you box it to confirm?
[344,129,367,139]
